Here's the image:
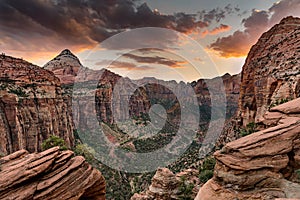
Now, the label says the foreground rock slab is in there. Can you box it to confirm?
[197,98,300,200]
[0,147,105,200]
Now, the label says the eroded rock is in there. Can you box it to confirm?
[197,98,300,199]
[0,147,106,200]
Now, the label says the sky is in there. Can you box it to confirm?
[0,0,300,82]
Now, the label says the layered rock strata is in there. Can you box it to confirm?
[0,55,74,154]
[0,147,106,200]
[197,98,300,199]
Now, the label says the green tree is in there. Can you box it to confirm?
[74,143,96,164]
[178,176,194,200]
[41,135,67,151]
[240,122,257,137]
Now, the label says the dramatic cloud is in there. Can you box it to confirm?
[209,0,300,58]
[210,9,269,57]
[201,24,231,37]
[96,60,154,71]
[0,0,240,60]
[123,53,187,68]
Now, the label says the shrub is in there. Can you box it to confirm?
[178,176,194,200]
[240,122,257,137]
[270,98,290,108]
[296,169,300,179]
[41,135,67,151]
[199,170,214,183]
[199,157,216,183]
[74,143,95,164]
[200,157,216,171]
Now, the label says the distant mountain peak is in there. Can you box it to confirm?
[45,49,82,68]
[44,49,84,84]
[53,49,80,61]
[59,49,74,56]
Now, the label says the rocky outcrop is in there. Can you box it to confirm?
[197,98,300,200]
[0,147,106,200]
[0,55,74,155]
[238,16,300,127]
[131,168,200,200]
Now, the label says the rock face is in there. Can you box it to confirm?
[197,98,300,200]
[131,168,200,200]
[0,147,106,200]
[0,55,74,155]
[238,16,300,127]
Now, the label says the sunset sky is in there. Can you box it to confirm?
[0,0,300,81]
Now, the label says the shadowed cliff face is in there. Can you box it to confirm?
[238,16,300,126]
[0,55,74,155]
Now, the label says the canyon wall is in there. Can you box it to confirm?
[238,16,300,126]
[0,55,74,155]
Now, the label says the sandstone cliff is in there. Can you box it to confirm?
[238,16,300,126]
[217,16,300,148]
[0,147,106,200]
[0,55,74,155]
[197,98,300,199]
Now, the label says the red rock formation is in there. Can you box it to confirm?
[0,147,106,200]
[197,98,300,200]
[131,168,200,200]
[0,55,74,155]
[238,16,300,127]
[217,16,300,148]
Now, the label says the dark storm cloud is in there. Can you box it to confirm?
[0,0,241,52]
[210,0,300,57]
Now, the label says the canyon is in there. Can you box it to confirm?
[0,13,299,200]
[132,16,300,200]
